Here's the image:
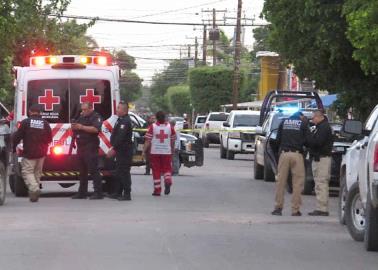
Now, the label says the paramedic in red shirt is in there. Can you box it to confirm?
[143,111,176,196]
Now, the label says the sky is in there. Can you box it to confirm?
[66,0,266,84]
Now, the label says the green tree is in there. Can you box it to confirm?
[114,50,137,70]
[189,66,233,113]
[344,0,378,74]
[120,71,143,102]
[0,0,96,106]
[165,85,191,115]
[111,50,142,102]
[250,25,272,61]
[262,0,378,119]
[149,60,189,111]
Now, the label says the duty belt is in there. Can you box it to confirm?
[281,149,302,154]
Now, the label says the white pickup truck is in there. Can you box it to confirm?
[200,112,229,148]
[219,110,260,160]
[340,106,378,251]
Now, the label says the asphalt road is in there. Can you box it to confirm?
[0,146,377,270]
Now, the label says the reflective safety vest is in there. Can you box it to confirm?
[149,122,175,155]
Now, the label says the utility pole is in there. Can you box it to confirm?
[212,8,216,66]
[188,45,191,58]
[232,0,242,110]
[202,9,227,66]
[195,37,198,67]
[202,25,207,64]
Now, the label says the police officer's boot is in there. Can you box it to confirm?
[89,193,104,200]
[118,193,131,201]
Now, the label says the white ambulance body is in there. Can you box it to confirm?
[11,55,121,196]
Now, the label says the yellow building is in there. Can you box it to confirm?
[256,51,287,100]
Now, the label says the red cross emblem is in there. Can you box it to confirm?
[38,89,60,111]
[155,129,168,143]
[80,89,101,105]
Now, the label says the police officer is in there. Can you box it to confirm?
[13,104,52,202]
[71,102,103,200]
[272,111,308,216]
[306,110,333,216]
[107,101,133,201]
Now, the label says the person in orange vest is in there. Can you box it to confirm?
[143,111,176,196]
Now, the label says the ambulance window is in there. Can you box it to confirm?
[70,79,111,120]
[27,79,69,123]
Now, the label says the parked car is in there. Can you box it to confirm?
[219,110,260,160]
[339,105,378,251]
[200,112,229,147]
[193,115,207,137]
[168,116,185,131]
[194,115,207,130]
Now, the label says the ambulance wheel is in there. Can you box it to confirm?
[0,162,7,206]
[59,183,76,188]
[14,174,28,197]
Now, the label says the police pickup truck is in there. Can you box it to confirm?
[340,106,378,251]
[254,91,350,194]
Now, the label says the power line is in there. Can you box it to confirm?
[52,14,269,27]
[130,0,227,19]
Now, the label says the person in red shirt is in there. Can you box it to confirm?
[143,111,176,196]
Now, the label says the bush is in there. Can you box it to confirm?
[189,66,234,113]
[165,85,191,115]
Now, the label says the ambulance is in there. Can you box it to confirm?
[10,55,125,196]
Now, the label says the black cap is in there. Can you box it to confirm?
[29,104,42,113]
[292,111,303,119]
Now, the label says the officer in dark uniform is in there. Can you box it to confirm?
[71,102,103,200]
[107,101,133,201]
[272,111,308,216]
[13,104,52,202]
[306,110,333,216]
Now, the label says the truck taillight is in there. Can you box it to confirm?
[374,144,378,172]
[206,123,209,129]
[52,146,64,156]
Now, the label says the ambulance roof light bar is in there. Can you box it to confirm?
[30,55,109,67]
